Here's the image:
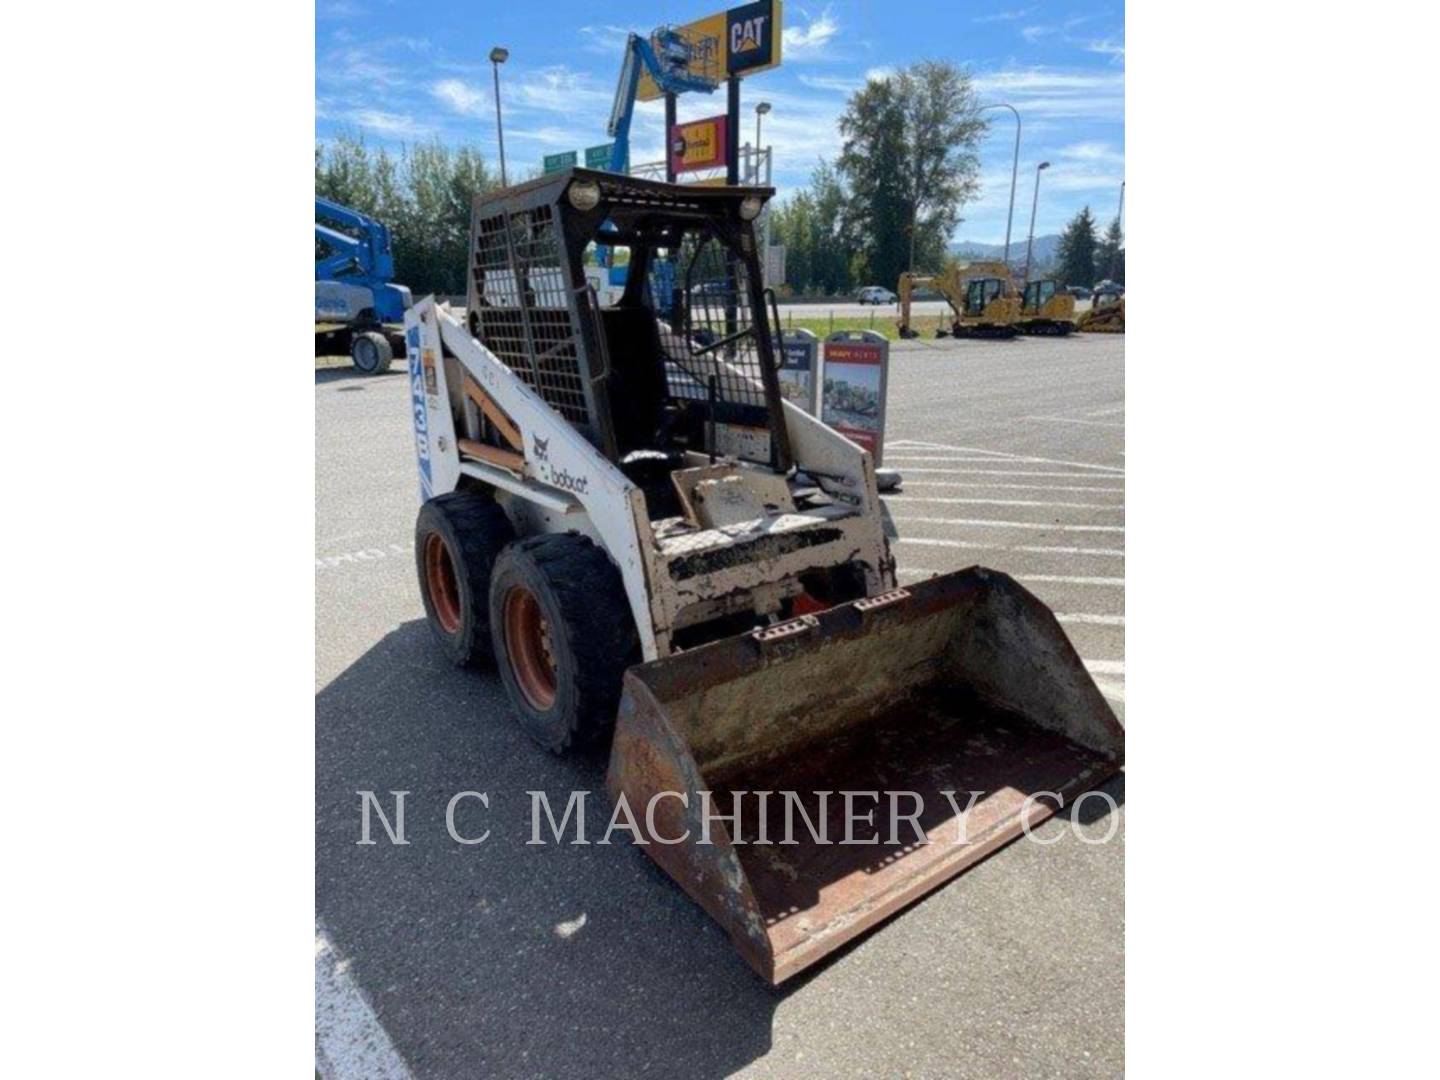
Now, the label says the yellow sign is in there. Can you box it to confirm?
[671,114,728,172]
[636,1,783,102]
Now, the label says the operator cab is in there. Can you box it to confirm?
[965,277,1006,316]
[464,168,794,518]
[1022,279,1056,312]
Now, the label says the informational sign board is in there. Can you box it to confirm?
[542,150,578,174]
[777,328,820,415]
[637,0,784,102]
[821,330,890,466]
[669,114,729,174]
[584,143,614,169]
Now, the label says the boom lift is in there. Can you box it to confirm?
[315,197,412,374]
[897,260,1021,339]
[404,169,1123,984]
[605,27,719,177]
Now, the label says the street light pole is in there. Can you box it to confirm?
[979,103,1021,268]
[754,101,771,184]
[1024,160,1050,282]
[489,46,510,187]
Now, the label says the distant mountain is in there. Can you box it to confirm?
[950,234,1061,267]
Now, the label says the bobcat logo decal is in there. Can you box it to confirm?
[532,434,549,461]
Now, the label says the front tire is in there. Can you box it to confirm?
[489,534,640,754]
[415,492,515,666]
[351,330,393,375]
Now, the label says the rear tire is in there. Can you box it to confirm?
[489,534,640,754]
[351,330,393,375]
[415,492,515,667]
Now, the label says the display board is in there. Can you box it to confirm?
[821,330,890,466]
[636,1,784,101]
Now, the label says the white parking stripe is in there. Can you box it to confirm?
[1022,415,1125,428]
[1084,660,1125,676]
[1021,574,1124,586]
[316,924,413,1080]
[903,480,1124,494]
[891,495,1122,511]
[887,441,1124,474]
[895,536,1124,557]
[1056,613,1125,626]
[1092,678,1126,704]
[890,515,1124,533]
[891,466,1126,480]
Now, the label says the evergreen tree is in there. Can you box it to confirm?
[1095,215,1125,285]
[1057,206,1100,287]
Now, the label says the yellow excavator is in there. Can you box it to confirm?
[1076,286,1125,333]
[897,260,1021,339]
[1017,279,1078,336]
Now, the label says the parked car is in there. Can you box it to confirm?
[1064,285,1093,300]
[1091,279,1124,296]
[856,285,898,305]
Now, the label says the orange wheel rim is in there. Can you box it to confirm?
[503,586,557,710]
[424,533,463,635]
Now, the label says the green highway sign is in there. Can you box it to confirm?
[584,143,614,169]
[542,150,578,174]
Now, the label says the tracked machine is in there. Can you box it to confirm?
[1077,287,1126,333]
[1016,279,1078,336]
[404,169,1124,984]
[897,261,1021,339]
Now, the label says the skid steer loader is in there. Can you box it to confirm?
[1077,287,1125,333]
[1016,279,1077,336]
[404,168,1123,984]
[897,261,1021,340]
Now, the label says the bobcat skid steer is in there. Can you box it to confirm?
[404,168,1124,984]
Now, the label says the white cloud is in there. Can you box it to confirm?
[1086,37,1126,64]
[973,6,1037,23]
[579,24,637,55]
[1021,25,1058,43]
[1059,141,1124,165]
[864,66,896,84]
[431,79,486,117]
[348,110,431,138]
[972,67,1124,121]
[783,10,839,58]
[510,66,613,112]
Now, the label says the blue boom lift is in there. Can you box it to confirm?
[315,196,413,374]
[599,28,719,308]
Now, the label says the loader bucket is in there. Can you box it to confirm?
[605,566,1124,984]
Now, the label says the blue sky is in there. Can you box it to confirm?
[316,2,1124,244]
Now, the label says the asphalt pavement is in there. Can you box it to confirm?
[315,330,1125,1079]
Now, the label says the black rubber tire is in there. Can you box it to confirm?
[489,533,641,754]
[351,330,393,375]
[415,492,516,667]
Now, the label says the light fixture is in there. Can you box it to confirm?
[567,179,602,211]
[739,195,764,221]
[489,46,509,64]
[755,102,772,116]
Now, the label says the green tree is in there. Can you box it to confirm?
[1057,206,1100,287]
[315,131,498,296]
[771,160,857,296]
[836,62,984,288]
[1095,214,1125,285]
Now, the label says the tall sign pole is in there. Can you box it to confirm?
[665,93,678,183]
[725,77,741,185]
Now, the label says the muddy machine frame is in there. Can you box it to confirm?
[405,169,1124,984]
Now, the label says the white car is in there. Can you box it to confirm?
[856,285,897,305]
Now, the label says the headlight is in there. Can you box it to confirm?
[739,195,764,221]
[567,180,602,211]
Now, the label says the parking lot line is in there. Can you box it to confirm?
[316,924,413,1080]
[902,480,1124,494]
[888,466,1126,480]
[1021,416,1126,428]
[892,495,1122,510]
[1084,660,1126,676]
[895,536,1125,557]
[887,514,1125,533]
[887,441,1124,474]
[1055,613,1126,626]
[1018,574,1124,587]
